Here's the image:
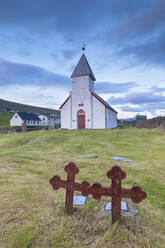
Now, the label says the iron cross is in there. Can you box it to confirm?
[50,162,90,215]
[89,165,147,224]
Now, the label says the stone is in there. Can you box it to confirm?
[104,200,128,211]
[49,119,55,130]
[161,120,165,133]
[73,196,87,206]
[112,157,132,162]
[21,122,27,132]
[80,154,98,158]
[106,208,138,218]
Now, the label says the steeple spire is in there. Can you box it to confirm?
[71,53,96,81]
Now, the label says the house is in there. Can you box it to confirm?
[38,114,50,126]
[60,53,117,129]
[10,112,41,127]
[38,114,60,127]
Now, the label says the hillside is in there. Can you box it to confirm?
[0,127,164,247]
[0,112,13,128]
[0,98,60,115]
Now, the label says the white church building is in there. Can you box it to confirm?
[60,53,117,129]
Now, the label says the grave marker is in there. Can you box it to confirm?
[49,119,55,130]
[21,122,27,132]
[89,165,147,224]
[73,196,87,206]
[50,162,90,215]
[50,162,147,224]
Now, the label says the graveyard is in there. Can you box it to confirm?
[0,127,165,247]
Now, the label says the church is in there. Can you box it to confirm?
[60,52,117,129]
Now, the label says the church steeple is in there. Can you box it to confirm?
[71,54,96,81]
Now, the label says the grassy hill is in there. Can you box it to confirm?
[0,127,165,247]
[0,98,60,115]
[0,112,13,128]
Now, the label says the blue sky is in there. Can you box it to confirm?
[0,0,165,118]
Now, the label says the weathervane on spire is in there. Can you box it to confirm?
[82,43,87,53]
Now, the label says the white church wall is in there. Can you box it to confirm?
[10,113,23,126]
[61,97,72,129]
[105,108,117,128]
[92,95,105,129]
[89,78,94,92]
[72,76,92,129]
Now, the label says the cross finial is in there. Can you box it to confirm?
[82,43,86,53]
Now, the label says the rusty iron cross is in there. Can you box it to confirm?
[50,163,147,224]
[50,162,90,215]
[89,165,147,224]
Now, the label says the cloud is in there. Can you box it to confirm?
[0,59,71,88]
[0,0,156,40]
[121,105,147,112]
[120,102,165,115]
[0,58,139,95]
[108,87,165,115]
[95,81,138,94]
[0,0,162,70]
[108,0,165,45]
[150,85,165,92]
[116,30,165,66]
[62,49,78,60]
[104,0,165,67]
[108,91,165,105]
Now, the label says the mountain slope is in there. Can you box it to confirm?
[0,98,60,115]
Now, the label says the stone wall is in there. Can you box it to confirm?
[131,116,165,128]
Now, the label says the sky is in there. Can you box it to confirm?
[0,0,165,119]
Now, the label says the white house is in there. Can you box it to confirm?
[60,53,117,129]
[39,114,61,127]
[38,114,50,126]
[10,112,41,127]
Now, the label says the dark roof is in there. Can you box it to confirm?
[41,114,60,119]
[17,112,41,121]
[91,92,118,114]
[71,54,96,81]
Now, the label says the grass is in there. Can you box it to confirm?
[0,112,13,128]
[0,127,165,247]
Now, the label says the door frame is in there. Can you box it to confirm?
[77,109,85,129]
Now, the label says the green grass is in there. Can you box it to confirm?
[0,112,13,128]
[0,127,165,247]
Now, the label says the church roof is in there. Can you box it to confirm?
[59,95,71,109]
[71,54,96,81]
[91,92,118,114]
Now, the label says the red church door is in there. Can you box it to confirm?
[78,110,85,129]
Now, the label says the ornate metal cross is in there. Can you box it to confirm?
[89,165,147,224]
[50,162,90,215]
